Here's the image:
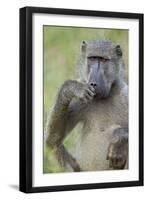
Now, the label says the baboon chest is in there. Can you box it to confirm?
[83,100,122,133]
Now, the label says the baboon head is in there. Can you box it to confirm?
[78,39,125,98]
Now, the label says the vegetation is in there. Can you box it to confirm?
[43,26,128,173]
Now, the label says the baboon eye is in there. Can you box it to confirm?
[99,57,109,62]
[88,56,109,62]
[88,56,98,61]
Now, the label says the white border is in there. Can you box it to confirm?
[33,13,139,187]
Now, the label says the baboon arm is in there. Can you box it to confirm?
[46,101,69,147]
[45,103,81,172]
[56,144,81,171]
[46,103,80,148]
[45,81,83,171]
[45,80,81,148]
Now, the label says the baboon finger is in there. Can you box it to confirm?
[88,85,96,93]
[84,93,93,101]
[87,88,95,97]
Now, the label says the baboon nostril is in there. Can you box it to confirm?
[90,82,97,87]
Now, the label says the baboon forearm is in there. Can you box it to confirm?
[56,144,81,172]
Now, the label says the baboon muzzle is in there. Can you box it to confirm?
[88,62,109,98]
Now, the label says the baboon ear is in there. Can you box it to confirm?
[115,45,122,57]
[81,40,87,52]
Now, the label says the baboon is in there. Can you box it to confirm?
[45,39,128,172]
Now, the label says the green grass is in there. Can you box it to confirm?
[43,26,128,173]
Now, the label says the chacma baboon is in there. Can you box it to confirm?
[45,39,128,172]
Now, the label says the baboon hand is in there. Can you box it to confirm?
[60,80,95,104]
[74,82,96,103]
[107,131,128,169]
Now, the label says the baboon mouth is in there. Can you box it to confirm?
[95,88,110,99]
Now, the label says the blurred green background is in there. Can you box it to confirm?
[43,26,128,173]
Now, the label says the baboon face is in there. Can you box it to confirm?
[81,40,122,98]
